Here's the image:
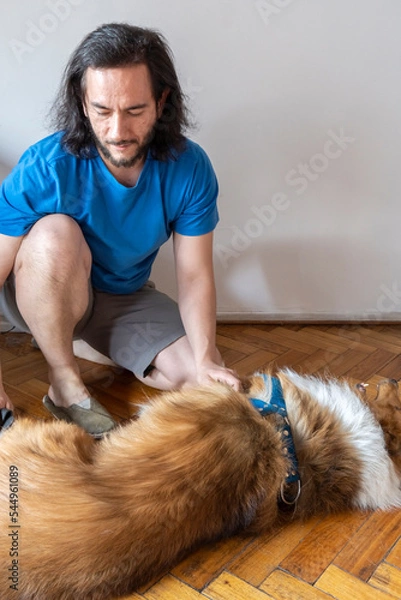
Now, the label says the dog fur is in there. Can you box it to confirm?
[0,370,401,599]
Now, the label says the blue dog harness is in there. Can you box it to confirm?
[249,374,301,506]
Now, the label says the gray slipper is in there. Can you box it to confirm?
[42,395,116,438]
[0,408,14,437]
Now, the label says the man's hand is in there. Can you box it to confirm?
[196,361,242,391]
[0,386,14,411]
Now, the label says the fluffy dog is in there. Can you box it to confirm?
[0,370,401,600]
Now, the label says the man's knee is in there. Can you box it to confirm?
[140,366,193,390]
[14,215,91,275]
[21,214,85,250]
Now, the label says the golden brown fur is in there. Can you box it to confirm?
[359,378,401,472]
[0,384,287,599]
[0,372,400,599]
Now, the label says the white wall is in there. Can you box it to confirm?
[1,0,401,321]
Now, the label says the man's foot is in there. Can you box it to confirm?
[42,395,116,438]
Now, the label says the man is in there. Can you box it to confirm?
[0,23,240,436]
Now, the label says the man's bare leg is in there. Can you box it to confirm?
[136,335,239,391]
[135,336,196,390]
[13,215,92,408]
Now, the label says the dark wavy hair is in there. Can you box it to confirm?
[49,23,191,161]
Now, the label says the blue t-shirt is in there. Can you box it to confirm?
[0,132,219,293]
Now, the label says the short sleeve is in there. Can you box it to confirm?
[172,144,219,236]
[0,147,58,236]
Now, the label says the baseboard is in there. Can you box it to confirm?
[217,312,401,324]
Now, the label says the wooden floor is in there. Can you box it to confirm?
[2,322,401,599]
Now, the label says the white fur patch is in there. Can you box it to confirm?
[280,369,401,510]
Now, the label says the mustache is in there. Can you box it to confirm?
[106,139,139,146]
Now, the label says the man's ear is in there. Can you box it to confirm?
[157,88,170,118]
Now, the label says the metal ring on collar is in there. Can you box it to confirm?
[280,479,301,506]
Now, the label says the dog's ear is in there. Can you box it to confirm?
[242,376,252,394]
[355,382,369,402]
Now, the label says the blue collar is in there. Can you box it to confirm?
[250,374,301,505]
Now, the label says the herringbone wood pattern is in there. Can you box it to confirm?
[2,323,401,599]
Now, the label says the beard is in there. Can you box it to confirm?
[90,124,156,168]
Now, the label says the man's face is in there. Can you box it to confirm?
[83,64,164,171]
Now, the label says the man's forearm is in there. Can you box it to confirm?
[173,231,240,388]
[177,275,220,367]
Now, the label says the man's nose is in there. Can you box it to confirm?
[109,112,129,140]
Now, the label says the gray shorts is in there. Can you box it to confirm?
[0,278,185,378]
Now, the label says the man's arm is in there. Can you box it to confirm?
[173,231,241,390]
[0,233,24,409]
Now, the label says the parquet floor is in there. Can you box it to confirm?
[2,322,401,599]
